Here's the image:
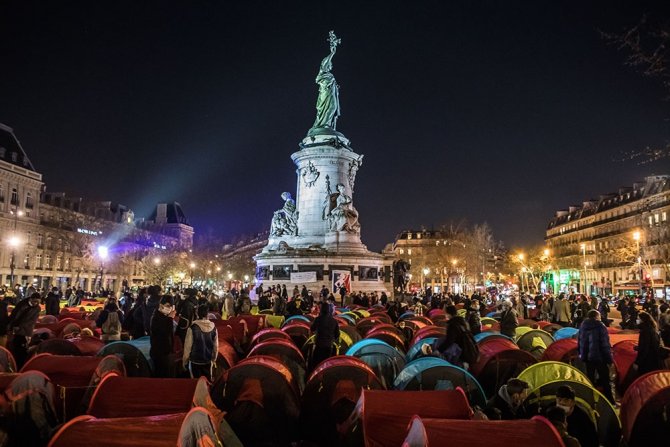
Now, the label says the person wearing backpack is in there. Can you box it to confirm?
[176,289,197,345]
[96,298,124,343]
[182,305,218,380]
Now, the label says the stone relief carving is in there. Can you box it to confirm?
[322,175,360,234]
[301,161,320,187]
[348,154,364,192]
[270,192,299,237]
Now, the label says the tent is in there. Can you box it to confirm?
[67,335,105,355]
[216,337,238,373]
[524,379,621,447]
[355,389,473,447]
[2,371,59,446]
[515,329,555,360]
[300,356,384,445]
[248,327,292,349]
[21,353,125,421]
[405,337,439,363]
[265,314,284,328]
[393,357,487,408]
[356,316,393,336]
[609,332,640,345]
[281,321,311,348]
[480,317,500,332]
[35,317,97,338]
[473,331,514,343]
[470,337,537,398]
[303,332,354,370]
[514,326,534,338]
[0,345,16,373]
[553,326,579,340]
[340,325,363,347]
[427,309,445,319]
[620,371,670,446]
[48,407,221,447]
[401,415,565,447]
[517,361,591,390]
[365,328,406,353]
[97,337,153,377]
[35,338,84,356]
[409,325,446,347]
[215,356,300,446]
[248,339,307,393]
[87,375,207,418]
[540,337,581,367]
[282,314,311,327]
[613,339,638,393]
[346,339,406,389]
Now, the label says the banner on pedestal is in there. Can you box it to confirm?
[332,270,351,294]
[290,271,317,283]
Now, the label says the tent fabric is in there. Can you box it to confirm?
[39,315,59,324]
[77,355,126,416]
[216,338,238,371]
[67,335,105,356]
[470,338,536,398]
[405,337,439,363]
[356,316,392,336]
[524,379,621,447]
[393,357,487,408]
[87,375,203,418]
[409,326,446,347]
[346,339,406,389]
[541,338,578,362]
[553,327,579,340]
[473,332,514,343]
[247,339,307,393]
[609,332,639,345]
[249,328,291,349]
[300,356,384,444]
[365,328,406,353]
[340,325,363,347]
[265,314,284,328]
[620,370,670,445]
[515,329,555,360]
[20,353,111,421]
[35,338,84,356]
[281,322,311,349]
[48,407,221,447]
[427,309,445,318]
[228,315,266,339]
[613,340,638,391]
[97,337,153,377]
[517,361,591,390]
[35,318,97,337]
[4,370,59,446]
[514,326,534,338]
[0,346,16,373]
[360,389,473,447]
[402,415,565,447]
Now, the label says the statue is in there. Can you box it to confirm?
[301,161,320,187]
[394,260,411,293]
[270,192,299,237]
[322,178,360,234]
[311,31,341,132]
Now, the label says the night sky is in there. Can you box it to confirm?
[2,1,669,252]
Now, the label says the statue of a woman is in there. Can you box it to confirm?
[311,31,341,132]
[329,183,360,233]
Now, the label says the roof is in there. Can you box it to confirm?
[0,123,37,172]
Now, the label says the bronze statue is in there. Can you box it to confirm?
[311,31,341,132]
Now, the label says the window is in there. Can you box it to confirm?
[11,152,17,162]
[46,237,53,250]
[649,216,654,226]
[0,185,4,202]
[25,192,34,209]
[399,249,404,255]
[655,214,660,224]
[45,255,51,269]
[35,254,42,269]
[408,249,412,255]
[24,254,30,268]
[64,242,70,253]
[407,233,412,240]
[416,233,421,239]
[26,232,31,244]
[56,256,62,269]
[56,239,62,250]
[10,188,18,206]
[663,211,667,221]
[65,258,70,270]
[37,233,43,248]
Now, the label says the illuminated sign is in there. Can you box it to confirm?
[77,228,100,236]
[153,242,166,250]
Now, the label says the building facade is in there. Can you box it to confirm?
[545,175,670,298]
[0,123,194,293]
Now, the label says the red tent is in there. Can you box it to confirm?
[356,316,393,336]
[35,317,97,337]
[620,370,670,446]
[87,375,206,418]
[402,415,565,447]
[365,328,407,353]
[281,321,311,348]
[609,332,639,345]
[470,337,536,397]
[360,389,473,447]
[613,340,638,392]
[248,338,307,393]
[212,320,236,345]
[249,327,292,349]
[0,345,17,373]
[541,338,579,363]
[48,407,220,447]
[409,325,446,347]
[228,315,266,339]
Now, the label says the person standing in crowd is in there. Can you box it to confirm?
[176,289,198,345]
[598,297,611,327]
[144,285,161,335]
[96,298,124,343]
[44,287,60,317]
[6,293,41,368]
[182,305,218,381]
[150,295,176,378]
[467,299,482,335]
[499,300,518,338]
[310,302,340,370]
[634,311,662,376]
[223,290,235,318]
[659,307,670,347]
[0,296,9,347]
[128,288,148,339]
[485,378,529,420]
[578,310,615,404]
[552,293,572,327]
[553,385,597,447]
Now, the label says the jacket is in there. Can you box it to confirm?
[552,299,572,323]
[45,292,60,317]
[183,319,218,366]
[578,318,612,363]
[635,321,661,374]
[144,294,161,334]
[311,312,340,348]
[484,384,526,420]
[7,299,40,337]
[150,309,175,357]
[500,309,518,338]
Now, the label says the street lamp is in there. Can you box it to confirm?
[633,231,642,296]
[8,236,20,286]
[153,257,161,266]
[422,267,430,294]
[98,245,109,292]
[579,243,588,295]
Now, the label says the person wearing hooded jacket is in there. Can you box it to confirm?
[310,302,340,370]
[182,305,218,380]
[143,285,161,335]
[150,295,176,378]
[6,293,41,368]
[499,300,518,338]
[578,310,615,404]
[176,289,198,345]
[634,311,662,376]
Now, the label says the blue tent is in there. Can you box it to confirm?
[405,337,439,363]
[97,337,153,377]
[398,311,416,321]
[346,339,406,389]
[393,357,486,407]
[473,332,514,344]
[553,327,579,341]
[282,315,311,326]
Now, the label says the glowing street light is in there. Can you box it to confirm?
[153,257,161,265]
[543,248,551,257]
[97,246,109,292]
[632,231,643,295]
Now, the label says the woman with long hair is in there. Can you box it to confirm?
[634,311,662,376]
